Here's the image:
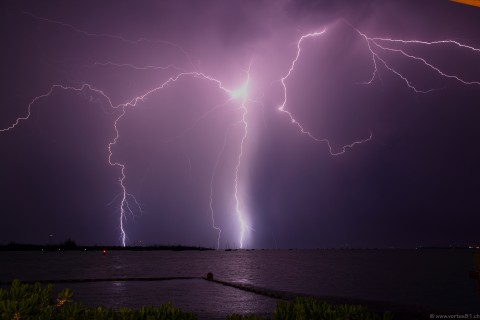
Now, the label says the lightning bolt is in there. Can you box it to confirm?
[363,35,480,88]
[233,61,254,249]
[208,63,257,249]
[278,29,373,155]
[13,12,252,247]
[107,71,243,246]
[279,24,480,153]
[0,84,114,133]
[209,127,231,250]
[4,12,256,248]
[1,70,245,247]
[4,10,479,248]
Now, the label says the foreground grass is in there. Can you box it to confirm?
[0,280,196,320]
[227,298,393,320]
[0,280,393,320]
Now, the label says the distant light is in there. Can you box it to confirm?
[229,81,249,102]
[102,249,107,255]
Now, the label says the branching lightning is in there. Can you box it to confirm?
[278,24,480,155]
[1,71,244,247]
[0,84,113,133]
[362,34,480,88]
[106,71,243,246]
[279,29,373,155]
[3,10,479,248]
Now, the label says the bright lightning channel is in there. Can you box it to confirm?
[107,71,245,247]
[1,71,245,247]
[279,24,480,153]
[6,11,256,248]
[357,30,480,88]
[4,11,480,248]
[232,61,253,249]
[279,29,373,155]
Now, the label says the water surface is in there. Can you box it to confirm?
[0,249,478,317]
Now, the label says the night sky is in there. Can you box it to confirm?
[1,0,479,249]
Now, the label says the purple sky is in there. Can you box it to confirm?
[1,0,479,248]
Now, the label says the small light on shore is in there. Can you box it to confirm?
[102,249,107,255]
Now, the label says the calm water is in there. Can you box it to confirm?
[0,249,478,318]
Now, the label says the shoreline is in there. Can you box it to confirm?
[0,276,462,319]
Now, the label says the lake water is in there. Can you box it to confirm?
[0,249,478,318]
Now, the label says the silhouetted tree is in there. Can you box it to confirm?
[63,238,77,249]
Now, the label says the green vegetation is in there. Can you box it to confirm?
[0,281,393,320]
[227,297,393,320]
[0,280,196,320]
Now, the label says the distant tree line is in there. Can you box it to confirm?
[0,239,213,251]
